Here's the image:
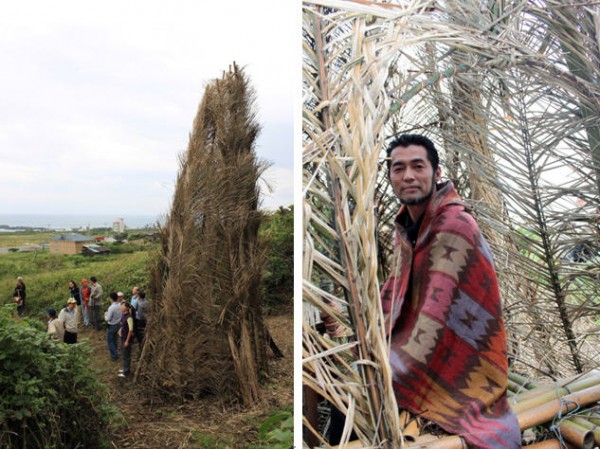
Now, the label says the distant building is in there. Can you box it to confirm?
[112,218,126,233]
[50,233,94,255]
[145,232,160,242]
[82,244,111,256]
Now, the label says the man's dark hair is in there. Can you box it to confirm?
[138,291,146,299]
[386,134,440,172]
[109,291,118,301]
[90,276,97,283]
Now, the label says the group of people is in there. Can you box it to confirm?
[43,277,149,378]
[66,277,104,330]
[104,288,149,378]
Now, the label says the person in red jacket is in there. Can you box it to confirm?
[80,278,91,326]
[381,134,520,449]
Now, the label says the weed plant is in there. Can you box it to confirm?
[0,305,120,448]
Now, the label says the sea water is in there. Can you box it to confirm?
[0,214,161,231]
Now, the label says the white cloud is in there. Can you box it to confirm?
[0,0,295,216]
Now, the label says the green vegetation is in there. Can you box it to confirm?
[261,206,293,313]
[189,431,236,448]
[1,212,293,317]
[0,306,119,448]
[0,231,57,248]
[251,407,294,449]
[0,223,293,447]
[0,250,150,315]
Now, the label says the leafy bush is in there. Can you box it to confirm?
[260,206,293,313]
[251,408,293,449]
[0,305,118,448]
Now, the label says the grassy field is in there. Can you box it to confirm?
[0,231,58,248]
[1,229,294,448]
[0,247,153,317]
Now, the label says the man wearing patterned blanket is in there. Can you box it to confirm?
[381,134,520,448]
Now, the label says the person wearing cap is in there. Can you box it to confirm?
[80,279,91,327]
[117,292,125,303]
[58,298,79,344]
[46,308,64,342]
[105,292,123,361]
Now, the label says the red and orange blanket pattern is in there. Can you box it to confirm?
[380,181,520,449]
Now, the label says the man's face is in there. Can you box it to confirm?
[389,144,441,206]
[132,287,139,296]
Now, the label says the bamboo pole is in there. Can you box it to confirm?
[398,411,420,442]
[509,371,542,390]
[512,373,600,414]
[516,384,600,430]
[571,417,600,445]
[329,432,464,449]
[522,439,561,449]
[404,435,465,449]
[558,419,594,449]
[582,414,600,426]
[510,383,557,404]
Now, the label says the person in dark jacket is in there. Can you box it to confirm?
[13,276,26,316]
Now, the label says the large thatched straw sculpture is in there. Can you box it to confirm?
[137,64,269,405]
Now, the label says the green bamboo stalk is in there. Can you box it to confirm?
[508,371,542,390]
[558,419,594,449]
[512,373,600,414]
[571,417,600,445]
[516,384,600,430]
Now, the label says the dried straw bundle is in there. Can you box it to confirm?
[137,64,269,405]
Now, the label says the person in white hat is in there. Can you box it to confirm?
[58,298,79,344]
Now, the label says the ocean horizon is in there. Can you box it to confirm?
[0,213,162,231]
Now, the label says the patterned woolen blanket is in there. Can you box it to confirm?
[380,181,520,449]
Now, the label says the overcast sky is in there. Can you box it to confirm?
[0,0,295,216]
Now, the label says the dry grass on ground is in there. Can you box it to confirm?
[81,314,293,449]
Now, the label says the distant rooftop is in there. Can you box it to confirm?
[52,233,94,242]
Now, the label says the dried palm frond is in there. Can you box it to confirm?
[137,64,269,406]
[303,1,600,447]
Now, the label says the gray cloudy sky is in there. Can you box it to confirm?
[0,0,295,215]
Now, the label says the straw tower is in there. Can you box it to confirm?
[137,64,269,406]
[303,1,600,446]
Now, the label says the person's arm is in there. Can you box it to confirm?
[56,319,64,341]
[58,309,66,325]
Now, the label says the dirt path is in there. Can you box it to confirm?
[79,314,293,448]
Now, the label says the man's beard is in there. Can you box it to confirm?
[399,178,436,206]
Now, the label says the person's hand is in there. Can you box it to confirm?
[124,341,129,348]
